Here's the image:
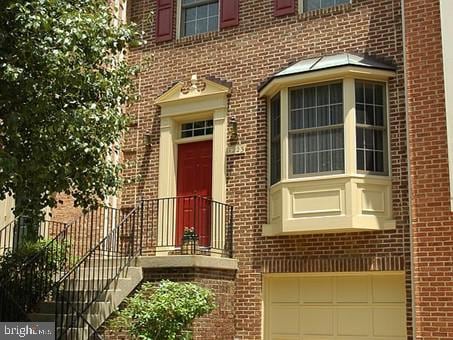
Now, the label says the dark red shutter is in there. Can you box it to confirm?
[220,0,239,29]
[274,0,295,16]
[156,0,173,42]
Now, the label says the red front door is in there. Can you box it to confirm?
[176,140,213,247]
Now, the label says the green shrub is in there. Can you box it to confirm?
[111,280,216,340]
[0,238,70,311]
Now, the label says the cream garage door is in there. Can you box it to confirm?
[264,273,407,340]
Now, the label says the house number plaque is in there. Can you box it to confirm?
[227,144,246,155]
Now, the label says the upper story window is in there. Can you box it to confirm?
[181,0,219,37]
[302,0,351,12]
[270,94,281,185]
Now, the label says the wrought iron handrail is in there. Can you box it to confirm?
[54,202,145,340]
[149,195,234,257]
[0,206,126,322]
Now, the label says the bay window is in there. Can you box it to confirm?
[262,53,396,235]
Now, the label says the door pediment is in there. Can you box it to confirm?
[156,76,231,116]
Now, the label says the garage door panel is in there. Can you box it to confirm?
[271,335,300,340]
[300,307,334,336]
[373,307,406,337]
[271,306,300,335]
[266,273,406,340]
[300,277,333,303]
[337,307,371,336]
[372,275,405,303]
[336,276,370,303]
[270,278,300,303]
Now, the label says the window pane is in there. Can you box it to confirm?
[208,2,218,16]
[304,108,316,128]
[356,104,365,124]
[356,82,364,103]
[375,106,384,126]
[375,152,384,172]
[356,127,364,149]
[197,4,208,17]
[291,89,304,109]
[365,84,374,103]
[317,106,329,127]
[304,87,316,107]
[374,130,384,150]
[306,153,318,173]
[330,83,343,104]
[185,7,196,21]
[364,129,374,149]
[375,84,384,105]
[182,130,193,138]
[304,0,320,11]
[365,105,374,125]
[185,21,196,36]
[208,16,218,31]
[271,95,281,185]
[319,151,330,172]
[357,150,365,170]
[196,18,208,33]
[365,150,374,171]
[336,0,350,4]
[331,128,343,149]
[330,104,342,124]
[292,133,304,154]
[291,109,304,130]
[332,150,344,171]
[306,132,318,152]
[319,130,331,150]
[317,85,329,106]
[321,0,335,8]
[293,154,305,175]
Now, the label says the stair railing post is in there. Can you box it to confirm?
[140,200,144,256]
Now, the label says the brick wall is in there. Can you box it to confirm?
[123,0,411,338]
[101,268,236,340]
[404,0,453,339]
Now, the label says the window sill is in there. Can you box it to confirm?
[264,174,395,236]
[174,30,221,46]
[297,3,353,21]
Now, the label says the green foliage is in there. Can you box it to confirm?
[0,0,142,221]
[0,238,70,310]
[111,280,217,340]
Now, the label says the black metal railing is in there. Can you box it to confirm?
[0,206,126,322]
[0,217,68,256]
[0,196,233,337]
[142,196,233,257]
[54,202,144,340]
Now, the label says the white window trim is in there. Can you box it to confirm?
[176,0,220,39]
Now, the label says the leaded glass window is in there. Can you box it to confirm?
[270,94,281,185]
[355,81,386,173]
[302,0,350,12]
[289,82,344,176]
[181,0,219,37]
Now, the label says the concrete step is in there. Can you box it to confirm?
[29,265,143,340]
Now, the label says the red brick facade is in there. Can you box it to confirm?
[52,0,453,338]
[404,0,453,339]
[122,0,411,339]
